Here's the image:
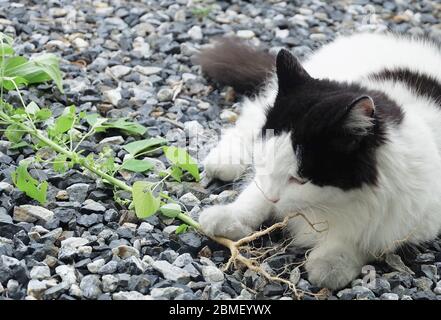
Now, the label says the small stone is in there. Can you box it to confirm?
[66,183,89,203]
[275,28,290,39]
[173,253,193,268]
[43,256,58,268]
[99,136,124,147]
[263,283,284,296]
[310,33,327,41]
[49,7,67,17]
[421,264,437,281]
[43,282,69,300]
[182,73,197,82]
[81,199,106,213]
[132,37,151,59]
[80,275,102,299]
[237,30,255,39]
[108,65,132,78]
[0,181,13,193]
[27,279,47,299]
[55,265,77,285]
[152,260,190,283]
[413,277,433,291]
[157,88,174,102]
[30,265,51,280]
[56,190,69,201]
[187,26,203,40]
[434,281,441,294]
[163,225,178,236]
[0,210,13,224]
[61,237,88,248]
[202,265,224,283]
[416,253,435,263]
[77,213,102,227]
[380,293,399,300]
[197,101,210,110]
[98,261,118,274]
[102,275,118,293]
[178,193,200,209]
[103,88,121,106]
[13,205,54,223]
[337,288,355,300]
[137,222,154,235]
[112,245,140,259]
[113,291,151,300]
[69,284,83,298]
[72,38,89,50]
[151,287,184,299]
[133,66,162,76]
[352,286,375,299]
[87,259,106,273]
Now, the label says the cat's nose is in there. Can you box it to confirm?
[268,197,280,204]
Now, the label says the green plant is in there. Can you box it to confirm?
[0,32,201,233]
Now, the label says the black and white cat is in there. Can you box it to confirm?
[195,33,441,290]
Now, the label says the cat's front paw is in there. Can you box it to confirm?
[198,205,253,240]
[203,145,247,182]
[305,250,361,290]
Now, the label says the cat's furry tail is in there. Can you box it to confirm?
[194,37,275,94]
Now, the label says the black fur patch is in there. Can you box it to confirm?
[262,52,403,190]
[194,37,275,95]
[369,68,441,106]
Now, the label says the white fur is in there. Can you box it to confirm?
[199,33,441,290]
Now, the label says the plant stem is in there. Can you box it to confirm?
[177,212,201,229]
[33,128,132,193]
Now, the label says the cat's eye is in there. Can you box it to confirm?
[289,176,308,185]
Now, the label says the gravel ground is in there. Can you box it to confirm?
[1,0,441,300]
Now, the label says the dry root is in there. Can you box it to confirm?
[208,213,328,299]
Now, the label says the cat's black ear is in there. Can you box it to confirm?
[344,96,376,135]
[276,49,311,93]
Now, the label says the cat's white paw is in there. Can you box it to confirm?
[203,147,247,182]
[305,249,361,290]
[198,205,253,240]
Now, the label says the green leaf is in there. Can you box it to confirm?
[85,113,146,136]
[35,108,52,121]
[119,158,154,173]
[25,101,40,115]
[10,141,29,150]
[163,146,200,181]
[132,181,161,219]
[2,53,63,92]
[5,124,24,143]
[11,163,48,204]
[0,75,29,91]
[169,166,183,182]
[0,43,14,56]
[175,224,189,234]
[53,154,68,173]
[52,106,75,135]
[84,113,101,126]
[159,203,181,218]
[103,118,147,135]
[123,137,168,156]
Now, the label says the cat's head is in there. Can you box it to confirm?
[254,49,402,210]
